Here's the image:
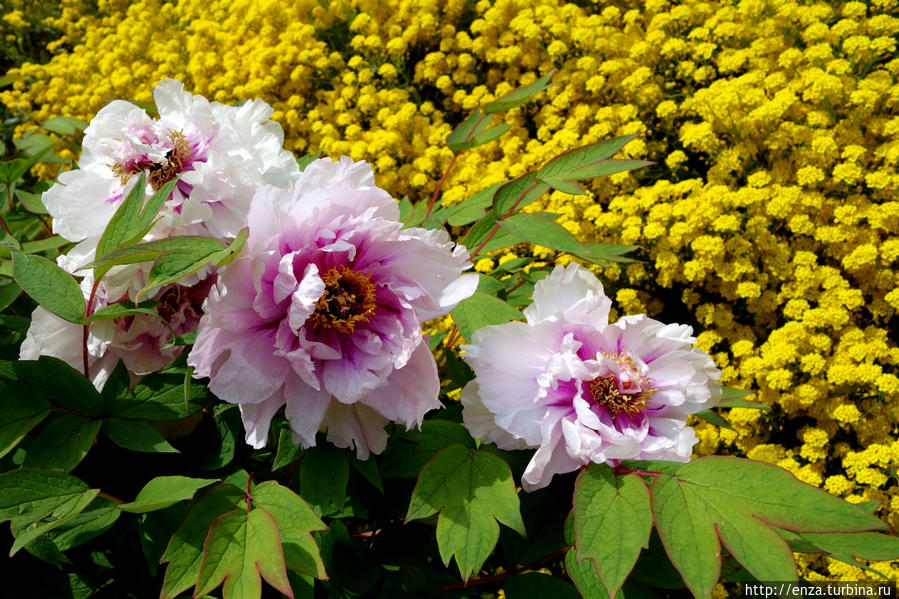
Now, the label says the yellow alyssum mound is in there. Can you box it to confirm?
[4,0,898,581]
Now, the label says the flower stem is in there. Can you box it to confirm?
[424,153,457,219]
[81,278,102,380]
[440,547,571,590]
[469,181,538,258]
[0,213,12,237]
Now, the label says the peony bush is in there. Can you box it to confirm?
[1,0,898,596]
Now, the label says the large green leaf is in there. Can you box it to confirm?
[22,414,102,472]
[0,356,103,416]
[299,444,349,516]
[119,476,219,513]
[104,372,208,420]
[651,457,890,598]
[85,235,224,274]
[446,109,511,153]
[536,134,638,184]
[493,172,551,217]
[160,484,246,599]
[194,507,294,599]
[777,529,899,578]
[451,291,521,341]
[406,443,525,580]
[0,381,51,459]
[95,173,148,260]
[12,250,85,323]
[573,465,652,598]
[565,549,609,599]
[102,418,178,453]
[0,279,21,310]
[252,481,328,578]
[15,496,120,556]
[498,212,585,254]
[137,246,222,299]
[0,469,100,556]
[444,183,502,226]
[380,420,475,479]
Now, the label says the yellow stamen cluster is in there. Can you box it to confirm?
[308,265,377,334]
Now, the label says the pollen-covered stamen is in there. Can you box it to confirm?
[308,265,377,334]
[588,351,656,416]
[110,130,193,191]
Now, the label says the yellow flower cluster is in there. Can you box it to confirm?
[4,0,898,581]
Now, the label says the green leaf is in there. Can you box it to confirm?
[504,572,579,599]
[380,420,475,479]
[82,300,165,325]
[194,507,294,599]
[12,250,85,323]
[498,212,585,254]
[252,481,328,578]
[0,356,103,416]
[41,117,89,136]
[446,109,494,153]
[536,134,639,184]
[722,386,752,399]
[120,476,219,513]
[451,291,521,341]
[483,70,555,114]
[3,144,55,182]
[406,443,525,580]
[651,457,890,598]
[0,280,21,310]
[542,159,652,193]
[650,473,720,598]
[0,381,51,459]
[210,226,249,267]
[21,496,120,554]
[619,459,684,476]
[95,173,148,260]
[445,183,503,226]
[20,235,70,254]
[197,405,240,470]
[0,469,100,556]
[23,415,102,472]
[565,549,609,599]
[103,418,178,453]
[297,149,322,172]
[695,409,735,430]
[160,485,246,599]
[15,189,48,214]
[84,235,225,273]
[778,529,899,578]
[124,177,181,246]
[493,172,551,217]
[273,426,305,471]
[137,246,222,298]
[573,465,652,597]
[718,398,771,410]
[105,372,208,420]
[300,444,349,515]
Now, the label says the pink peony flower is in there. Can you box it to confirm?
[46,78,298,299]
[20,278,211,389]
[188,157,478,458]
[461,264,722,491]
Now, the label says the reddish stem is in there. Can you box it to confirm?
[613,465,662,478]
[441,547,571,590]
[0,213,12,237]
[444,325,461,348]
[469,181,538,258]
[98,491,125,504]
[425,153,457,219]
[81,278,101,379]
[425,110,490,220]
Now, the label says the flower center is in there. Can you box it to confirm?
[111,130,193,191]
[588,352,656,416]
[308,265,377,334]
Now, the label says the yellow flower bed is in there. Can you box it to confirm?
[4,0,898,581]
